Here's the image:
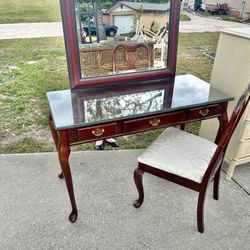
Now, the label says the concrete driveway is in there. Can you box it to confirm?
[1,150,250,249]
[0,13,249,40]
[179,13,249,33]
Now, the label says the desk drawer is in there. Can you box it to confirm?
[237,140,250,158]
[77,123,117,141]
[124,111,185,133]
[240,121,250,140]
[188,104,223,120]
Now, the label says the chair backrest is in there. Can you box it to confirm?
[112,43,150,73]
[155,28,168,44]
[203,83,250,183]
[219,83,250,151]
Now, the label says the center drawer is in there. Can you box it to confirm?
[123,111,186,133]
[77,123,117,142]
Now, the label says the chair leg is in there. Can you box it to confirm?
[133,165,145,208]
[180,124,185,130]
[197,190,206,233]
[213,166,222,200]
[58,172,64,179]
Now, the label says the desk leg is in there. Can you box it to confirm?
[49,113,58,151]
[215,103,229,144]
[58,130,78,223]
[48,113,64,179]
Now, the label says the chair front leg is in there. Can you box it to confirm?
[197,188,207,233]
[133,164,145,208]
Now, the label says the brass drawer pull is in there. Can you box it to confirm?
[149,118,160,127]
[199,108,209,116]
[92,128,104,137]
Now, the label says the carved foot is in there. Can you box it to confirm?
[58,172,64,179]
[133,166,144,208]
[133,199,143,208]
[68,210,78,223]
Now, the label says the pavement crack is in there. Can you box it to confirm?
[222,169,250,197]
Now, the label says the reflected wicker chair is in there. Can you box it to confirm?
[133,83,250,233]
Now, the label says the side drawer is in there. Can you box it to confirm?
[188,104,223,120]
[77,123,117,142]
[237,140,250,158]
[123,111,186,133]
[240,121,250,140]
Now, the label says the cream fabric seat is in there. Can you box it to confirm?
[138,127,218,183]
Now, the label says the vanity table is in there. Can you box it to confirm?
[47,0,233,222]
[47,74,232,222]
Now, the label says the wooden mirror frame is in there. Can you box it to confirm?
[60,0,181,89]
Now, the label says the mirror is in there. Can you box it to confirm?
[60,0,181,89]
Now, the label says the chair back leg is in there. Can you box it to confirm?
[213,162,223,200]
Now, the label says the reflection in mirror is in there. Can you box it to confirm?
[71,78,174,124]
[83,89,164,122]
[74,0,171,78]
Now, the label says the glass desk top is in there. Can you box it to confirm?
[47,74,233,130]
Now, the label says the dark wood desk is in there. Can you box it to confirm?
[47,74,233,222]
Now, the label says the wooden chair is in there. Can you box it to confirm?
[142,27,168,67]
[131,18,145,42]
[112,43,150,73]
[133,83,250,233]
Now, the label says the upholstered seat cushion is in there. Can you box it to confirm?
[138,127,218,183]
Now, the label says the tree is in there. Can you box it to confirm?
[77,0,171,43]
[77,0,107,42]
[194,0,202,11]
[94,0,107,41]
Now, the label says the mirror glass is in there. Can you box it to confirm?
[74,0,171,79]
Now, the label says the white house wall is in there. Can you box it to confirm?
[111,5,134,12]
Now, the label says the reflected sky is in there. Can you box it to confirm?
[172,74,210,107]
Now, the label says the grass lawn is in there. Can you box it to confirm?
[0,32,220,153]
[0,0,61,23]
[180,13,191,21]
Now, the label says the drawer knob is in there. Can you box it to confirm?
[149,118,160,127]
[92,128,104,137]
[199,108,209,116]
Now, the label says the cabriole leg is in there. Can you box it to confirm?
[133,165,145,208]
[58,130,78,223]
[48,113,64,179]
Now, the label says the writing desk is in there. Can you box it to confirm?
[47,74,233,222]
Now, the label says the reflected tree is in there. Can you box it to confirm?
[85,90,164,122]
[94,0,107,41]
[76,0,170,43]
